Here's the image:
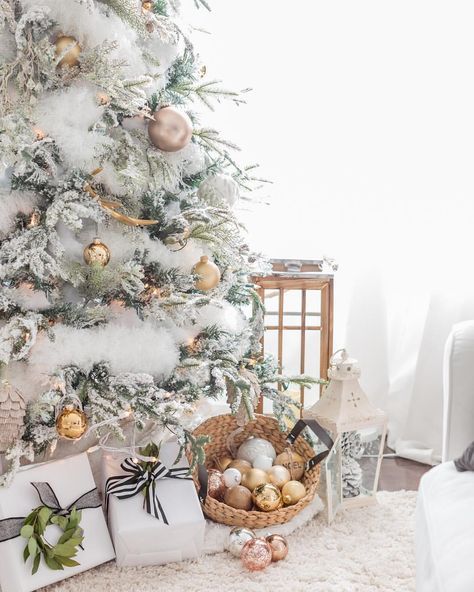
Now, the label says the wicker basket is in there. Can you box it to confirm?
[190,413,322,528]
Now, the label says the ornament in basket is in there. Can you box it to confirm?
[190,414,333,528]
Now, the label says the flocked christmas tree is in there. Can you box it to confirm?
[0,0,316,485]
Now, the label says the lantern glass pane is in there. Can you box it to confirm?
[341,425,385,501]
[325,434,342,522]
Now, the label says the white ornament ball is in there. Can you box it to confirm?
[198,173,240,207]
[223,467,242,488]
[237,437,277,465]
[252,454,273,471]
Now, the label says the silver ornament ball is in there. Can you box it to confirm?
[237,437,277,465]
[227,526,256,558]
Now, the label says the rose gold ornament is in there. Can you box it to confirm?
[266,534,289,561]
[33,127,46,141]
[223,485,252,511]
[240,538,272,571]
[56,405,88,440]
[192,255,221,291]
[83,238,111,267]
[55,35,81,68]
[148,106,193,152]
[241,468,269,492]
[252,483,282,512]
[207,469,226,501]
[275,449,305,480]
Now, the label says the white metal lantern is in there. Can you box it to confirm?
[304,349,387,522]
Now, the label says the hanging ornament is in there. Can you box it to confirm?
[32,127,46,141]
[223,485,253,511]
[97,92,110,106]
[241,538,273,571]
[281,480,306,506]
[192,256,221,291]
[252,483,282,512]
[83,238,111,267]
[55,35,81,69]
[265,534,289,562]
[275,449,305,481]
[26,210,41,229]
[148,106,193,152]
[227,527,256,558]
[198,173,240,208]
[55,404,88,440]
[142,0,153,11]
[0,380,26,452]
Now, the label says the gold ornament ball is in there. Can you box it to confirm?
[241,538,273,571]
[83,238,111,267]
[267,465,291,489]
[97,92,110,106]
[148,106,193,152]
[55,35,81,68]
[281,480,306,506]
[142,0,153,10]
[224,485,253,511]
[241,468,269,493]
[228,459,252,474]
[214,455,233,472]
[193,256,221,291]
[56,406,88,440]
[275,450,305,481]
[207,469,226,501]
[266,534,289,562]
[251,483,282,512]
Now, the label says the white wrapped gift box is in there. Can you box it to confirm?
[0,453,115,592]
[103,441,205,567]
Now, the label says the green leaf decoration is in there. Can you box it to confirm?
[20,505,84,574]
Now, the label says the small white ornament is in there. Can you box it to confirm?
[237,437,277,465]
[252,454,273,471]
[197,173,240,207]
[223,467,242,488]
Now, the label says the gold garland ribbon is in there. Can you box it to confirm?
[84,168,159,227]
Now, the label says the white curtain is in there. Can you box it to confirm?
[187,0,474,464]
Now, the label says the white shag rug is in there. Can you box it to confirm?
[42,491,416,592]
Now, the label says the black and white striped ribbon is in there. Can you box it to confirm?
[105,457,191,525]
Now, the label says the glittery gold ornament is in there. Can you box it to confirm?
[275,449,305,480]
[148,106,193,152]
[83,238,111,267]
[223,485,253,511]
[267,465,291,489]
[240,468,269,492]
[192,256,221,291]
[55,35,81,68]
[207,469,226,501]
[0,380,26,452]
[252,483,282,512]
[241,538,272,571]
[55,405,88,440]
[266,534,289,561]
[228,459,252,474]
[281,480,306,506]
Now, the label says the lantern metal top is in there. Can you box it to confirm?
[328,349,361,380]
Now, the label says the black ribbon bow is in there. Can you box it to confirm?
[0,482,102,543]
[105,457,191,525]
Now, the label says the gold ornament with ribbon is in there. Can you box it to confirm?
[55,35,81,68]
[56,404,88,440]
[84,168,159,227]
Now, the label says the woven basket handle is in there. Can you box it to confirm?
[286,419,334,469]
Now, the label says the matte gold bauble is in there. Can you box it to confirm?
[148,106,193,152]
[241,468,269,492]
[252,483,282,512]
[192,256,221,291]
[266,534,289,561]
[275,449,305,480]
[214,455,233,472]
[281,480,306,506]
[241,538,272,571]
[228,459,252,474]
[55,406,88,440]
[207,469,226,501]
[83,238,111,267]
[55,35,81,68]
[267,465,291,489]
[224,485,253,511]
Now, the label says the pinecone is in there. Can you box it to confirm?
[341,430,364,459]
[342,456,363,498]
[0,380,26,452]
